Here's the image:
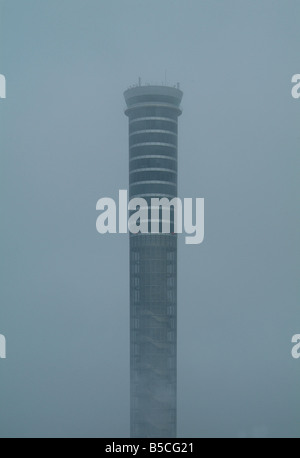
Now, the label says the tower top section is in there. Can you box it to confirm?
[124,83,183,117]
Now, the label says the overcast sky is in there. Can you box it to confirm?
[0,0,299,438]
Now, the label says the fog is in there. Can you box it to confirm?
[0,0,299,437]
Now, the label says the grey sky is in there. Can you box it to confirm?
[0,0,299,437]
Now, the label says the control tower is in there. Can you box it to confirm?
[124,82,183,438]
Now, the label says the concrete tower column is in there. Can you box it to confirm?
[124,84,183,438]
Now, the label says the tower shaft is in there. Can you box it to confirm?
[124,84,183,438]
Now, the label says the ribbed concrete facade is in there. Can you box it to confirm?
[124,84,183,438]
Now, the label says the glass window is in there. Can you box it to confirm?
[167,251,175,261]
[130,132,177,147]
[167,277,175,288]
[129,106,179,120]
[167,290,174,302]
[130,119,177,134]
[130,157,177,172]
[130,144,176,159]
[130,170,177,184]
[130,182,176,197]
[167,331,175,342]
[167,263,174,274]
[127,94,180,106]
[167,305,175,316]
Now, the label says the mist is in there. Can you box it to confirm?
[0,0,299,438]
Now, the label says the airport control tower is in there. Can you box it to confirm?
[124,82,183,438]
